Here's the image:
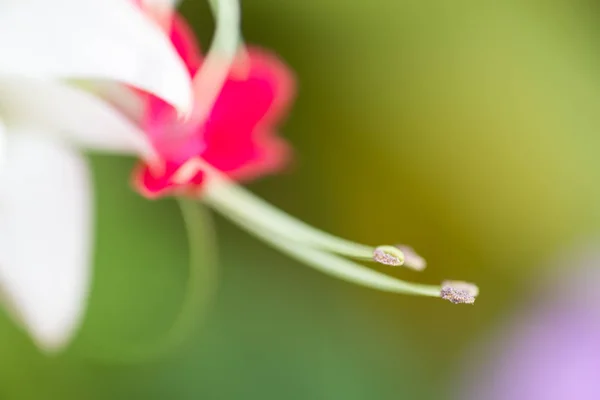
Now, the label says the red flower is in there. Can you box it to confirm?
[134,14,295,198]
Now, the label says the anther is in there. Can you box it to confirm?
[373,245,405,266]
[395,245,426,271]
[440,280,479,304]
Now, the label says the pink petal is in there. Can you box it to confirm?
[170,13,203,75]
[202,48,295,179]
[133,160,205,198]
[133,162,179,198]
[133,10,201,134]
[141,14,203,157]
[135,34,296,197]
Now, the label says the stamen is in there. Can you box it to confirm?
[373,245,404,266]
[200,161,381,261]
[440,281,479,304]
[194,159,480,300]
[172,157,203,184]
[395,245,427,271]
[187,0,241,125]
[218,199,442,297]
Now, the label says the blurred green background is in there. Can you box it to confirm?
[2,0,600,398]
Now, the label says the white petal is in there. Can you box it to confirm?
[142,0,182,10]
[85,81,145,124]
[0,78,156,159]
[0,118,6,174]
[0,129,92,351]
[0,0,192,114]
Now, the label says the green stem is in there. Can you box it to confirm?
[80,200,218,363]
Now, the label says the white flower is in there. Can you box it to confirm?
[0,0,192,351]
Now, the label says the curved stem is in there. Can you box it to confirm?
[80,200,218,363]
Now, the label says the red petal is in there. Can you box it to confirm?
[142,13,205,164]
[170,13,203,75]
[202,47,295,179]
[135,42,296,199]
[133,161,183,198]
[132,160,206,198]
